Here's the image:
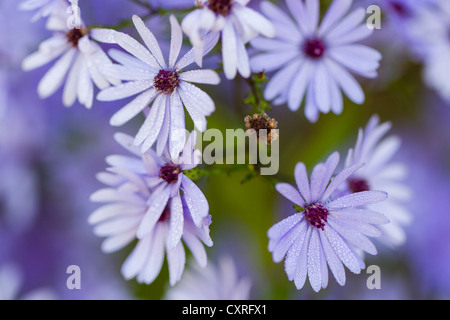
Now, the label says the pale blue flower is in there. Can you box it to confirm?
[250,0,381,122]
[269,151,388,291]
[343,115,412,247]
[89,131,212,286]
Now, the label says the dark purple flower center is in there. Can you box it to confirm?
[389,1,410,17]
[303,37,326,59]
[207,0,233,16]
[154,69,179,94]
[304,203,329,230]
[348,177,370,193]
[160,164,181,184]
[66,28,88,48]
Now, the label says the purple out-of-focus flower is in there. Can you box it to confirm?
[97,15,220,157]
[269,151,388,292]
[165,255,252,300]
[22,4,120,108]
[408,0,450,102]
[250,0,381,122]
[0,263,57,300]
[89,131,212,286]
[181,0,275,79]
[342,115,412,247]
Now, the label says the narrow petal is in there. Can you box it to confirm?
[132,15,166,68]
[222,22,238,79]
[167,195,184,249]
[169,93,186,159]
[113,31,160,70]
[294,162,312,204]
[38,49,76,98]
[179,69,220,85]
[322,162,363,201]
[136,184,170,239]
[181,176,209,227]
[97,80,153,101]
[307,229,322,292]
[326,190,388,210]
[121,234,152,280]
[275,183,305,207]
[167,241,186,286]
[109,88,157,126]
[319,230,346,286]
[137,224,166,284]
[323,225,361,274]
[169,15,183,68]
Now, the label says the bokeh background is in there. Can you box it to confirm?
[0,0,449,300]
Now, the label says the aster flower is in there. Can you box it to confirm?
[269,151,388,292]
[22,5,120,108]
[89,131,211,285]
[342,115,412,247]
[181,0,275,79]
[97,15,220,157]
[165,255,252,300]
[250,0,382,122]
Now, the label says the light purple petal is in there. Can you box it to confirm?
[132,15,166,68]
[167,241,186,286]
[136,184,171,239]
[169,15,183,68]
[284,220,308,280]
[167,195,184,249]
[319,230,346,286]
[294,162,312,204]
[275,183,305,207]
[322,162,363,201]
[323,224,361,274]
[137,224,166,284]
[326,190,388,210]
[181,176,209,227]
[307,228,322,292]
[294,227,311,290]
[267,213,303,241]
[109,88,157,126]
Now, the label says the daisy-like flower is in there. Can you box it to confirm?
[165,255,252,300]
[343,115,412,247]
[22,5,120,108]
[250,0,382,122]
[181,0,275,79]
[19,0,67,22]
[269,151,388,292]
[97,15,220,157]
[89,131,211,285]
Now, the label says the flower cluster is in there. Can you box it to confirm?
[19,0,417,295]
[89,131,212,285]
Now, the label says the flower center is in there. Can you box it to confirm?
[66,28,88,48]
[207,0,233,17]
[348,177,370,193]
[304,203,329,230]
[153,69,180,94]
[303,37,326,59]
[160,164,181,184]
